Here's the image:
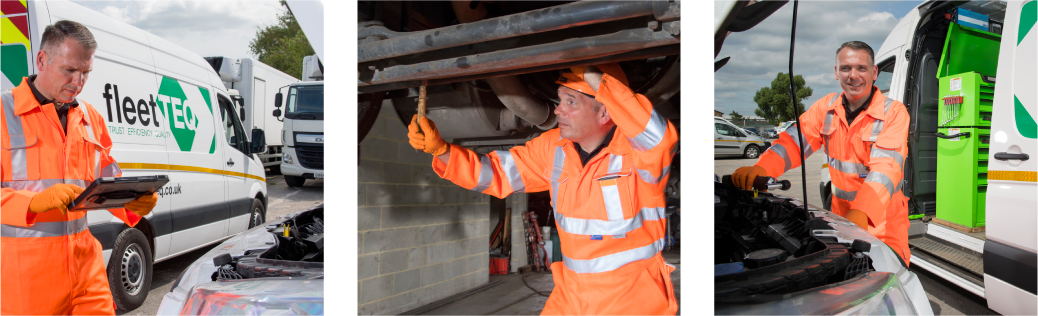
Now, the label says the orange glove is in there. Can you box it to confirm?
[731,165,769,191]
[408,114,449,156]
[28,184,85,215]
[845,209,870,230]
[125,192,159,217]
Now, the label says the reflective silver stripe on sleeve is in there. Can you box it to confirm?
[833,186,858,201]
[869,120,884,142]
[822,111,834,135]
[495,150,525,193]
[563,238,665,274]
[1,179,90,191]
[870,147,905,170]
[550,146,566,209]
[2,91,29,181]
[769,144,792,172]
[81,112,101,178]
[471,154,494,192]
[1,217,88,238]
[828,157,869,175]
[864,171,897,197]
[635,166,670,185]
[883,98,893,114]
[555,207,665,236]
[628,111,666,152]
[601,155,625,221]
[100,163,122,178]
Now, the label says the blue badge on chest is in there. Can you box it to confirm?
[591,235,603,240]
[859,174,868,178]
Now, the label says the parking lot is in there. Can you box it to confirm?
[119,175,324,315]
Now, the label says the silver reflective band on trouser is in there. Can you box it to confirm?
[471,154,494,192]
[495,150,525,193]
[555,207,664,236]
[81,110,101,178]
[2,91,29,181]
[870,146,904,170]
[1,179,89,192]
[769,144,791,172]
[636,166,670,184]
[628,110,666,152]
[833,186,857,201]
[550,146,566,209]
[1,217,88,238]
[828,157,869,175]
[563,238,665,273]
[869,120,884,142]
[864,171,897,197]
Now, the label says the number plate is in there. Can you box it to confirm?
[314,173,324,179]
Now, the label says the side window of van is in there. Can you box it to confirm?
[875,57,895,97]
[218,96,248,154]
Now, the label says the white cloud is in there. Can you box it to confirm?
[858,11,896,23]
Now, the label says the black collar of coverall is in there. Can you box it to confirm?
[28,74,78,135]
[842,85,877,125]
[577,125,617,166]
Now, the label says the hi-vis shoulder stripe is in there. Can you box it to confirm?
[119,163,265,182]
[988,171,1038,182]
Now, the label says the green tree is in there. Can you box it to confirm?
[249,0,315,80]
[753,73,813,125]
[729,111,745,122]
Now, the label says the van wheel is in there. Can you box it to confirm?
[108,228,152,312]
[743,145,760,159]
[249,199,266,229]
[285,175,306,187]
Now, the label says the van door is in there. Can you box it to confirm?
[161,78,229,257]
[0,0,37,90]
[216,93,254,235]
[715,122,744,155]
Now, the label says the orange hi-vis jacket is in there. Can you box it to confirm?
[2,77,142,315]
[756,88,911,265]
[433,74,679,315]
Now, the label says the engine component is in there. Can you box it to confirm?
[743,248,788,269]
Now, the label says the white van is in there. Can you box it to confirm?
[817,1,1036,314]
[1,0,269,311]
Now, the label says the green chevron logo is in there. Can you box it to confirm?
[155,76,199,152]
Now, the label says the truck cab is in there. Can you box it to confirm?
[275,58,324,187]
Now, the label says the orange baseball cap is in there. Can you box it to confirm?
[555,63,629,96]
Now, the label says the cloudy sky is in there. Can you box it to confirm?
[714,1,923,119]
[71,0,284,59]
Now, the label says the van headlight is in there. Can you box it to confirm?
[283,152,294,165]
[717,272,916,315]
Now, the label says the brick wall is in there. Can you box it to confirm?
[358,103,528,315]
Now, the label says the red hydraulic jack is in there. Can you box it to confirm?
[522,211,551,272]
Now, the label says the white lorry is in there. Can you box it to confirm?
[204,57,300,173]
[273,55,324,187]
[816,1,1036,314]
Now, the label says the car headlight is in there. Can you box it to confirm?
[717,272,917,315]
[179,279,324,315]
[283,152,294,165]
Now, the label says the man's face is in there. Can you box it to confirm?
[555,86,607,143]
[36,38,94,104]
[834,47,878,103]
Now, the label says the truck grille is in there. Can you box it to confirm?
[296,144,323,170]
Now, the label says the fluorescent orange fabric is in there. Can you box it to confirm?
[756,88,911,265]
[2,77,141,315]
[433,73,679,315]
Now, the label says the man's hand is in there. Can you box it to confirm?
[571,65,604,92]
[731,165,768,191]
[125,192,159,217]
[28,184,85,215]
[845,209,870,230]
[407,115,449,156]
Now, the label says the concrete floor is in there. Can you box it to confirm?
[410,251,681,315]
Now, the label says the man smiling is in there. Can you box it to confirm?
[732,41,913,266]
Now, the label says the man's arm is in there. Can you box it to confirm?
[432,134,554,199]
[755,94,830,178]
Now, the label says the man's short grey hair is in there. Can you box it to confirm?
[836,41,874,66]
[41,20,96,57]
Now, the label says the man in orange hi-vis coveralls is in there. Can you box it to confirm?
[408,63,678,315]
[732,41,911,266]
[1,20,158,315]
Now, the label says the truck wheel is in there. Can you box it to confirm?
[743,145,760,159]
[823,182,833,211]
[108,228,152,312]
[285,175,306,187]
[249,199,266,229]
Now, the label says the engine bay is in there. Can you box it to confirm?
[714,181,875,302]
[211,207,324,281]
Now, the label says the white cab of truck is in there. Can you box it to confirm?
[274,55,324,187]
[204,57,300,171]
[817,1,1036,314]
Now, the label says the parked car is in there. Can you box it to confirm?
[763,128,777,138]
[742,127,760,136]
[715,117,770,159]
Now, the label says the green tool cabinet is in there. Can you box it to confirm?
[935,74,993,228]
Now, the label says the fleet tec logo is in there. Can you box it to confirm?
[155,76,202,152]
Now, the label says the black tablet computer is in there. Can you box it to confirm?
[68,175,170,211]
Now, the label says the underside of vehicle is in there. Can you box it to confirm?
[212,207,324,281]
[357,1,680,151]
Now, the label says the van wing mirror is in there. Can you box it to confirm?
[250,129,267,154]
[272,108,282,118]
[275,92,283,108]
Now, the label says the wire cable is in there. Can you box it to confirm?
[787,0,809,212]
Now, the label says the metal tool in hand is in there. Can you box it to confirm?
[721,175,792,191]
